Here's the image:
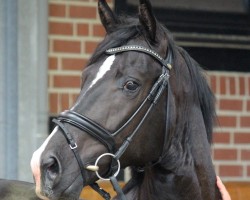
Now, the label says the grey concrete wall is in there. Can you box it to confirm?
[0,0,48,181]
[0,0,18,179]
[17,0,49,181]
[0,0,6,179]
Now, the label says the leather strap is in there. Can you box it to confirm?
[110,176,126,200]
[58,110,116,154]
[90,183,111,200]
[52,119,86,183]
[52,118,112,200]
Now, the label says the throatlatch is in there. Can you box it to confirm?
[52,45,173,200]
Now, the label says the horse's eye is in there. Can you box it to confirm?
[124,81,139,91]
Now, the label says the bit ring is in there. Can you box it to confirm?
[94,153,120,181]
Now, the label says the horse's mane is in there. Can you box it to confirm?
[175,46,216,143]
[88,15,215,144]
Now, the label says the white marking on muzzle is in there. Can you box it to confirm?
[87,55,116,92]
[30,127,58,199]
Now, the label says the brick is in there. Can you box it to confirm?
[239,77,246,95]
[49,57,58,70]
[213,132,230,144]
[247,166,250,176]
[219,165,243,177]
[241,150,250,160]
[49,4,66,17]
[217,115,237,127]
[49,93,58,114]
[53,40,81,53]
[53,75,81,88]
[77,23,89,36]
[247,100,250,111]
[93,24,106,37]
[219,99,243,111]
[214,148,237,160]
[49,22,73,35]
[248,77,250,95]
[240,116,250,127]
[69,6,96,19]
[229,77,236,95]
[234,133,250,144]
[48,74,52,88]
[62,58,87,71]
[85,41,99,54]
[209,75,217,94]
[61,94,69,111]
[220,76,226,95]
[71,94,79,104]
[69,93,78,107]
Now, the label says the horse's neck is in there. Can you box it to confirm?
[161,105,220,200]
[121,167,202,200]
[181,106,220,200]
[121,106,221,200]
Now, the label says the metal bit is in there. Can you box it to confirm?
[86,165,99,172]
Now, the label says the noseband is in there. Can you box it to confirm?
[53,45,173,200]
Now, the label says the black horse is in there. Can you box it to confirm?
[31,0,221,199]
[0,179,39,200]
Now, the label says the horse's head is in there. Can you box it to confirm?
[31,0,173,199]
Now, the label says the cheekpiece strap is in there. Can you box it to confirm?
[106,45,172,70]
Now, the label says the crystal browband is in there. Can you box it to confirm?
[106,45,172,70]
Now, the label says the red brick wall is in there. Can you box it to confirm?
[48,0,250,181]
[48,0,109,114]
[209,73,250,181]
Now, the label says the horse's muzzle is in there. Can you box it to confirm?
[31,149,62,200]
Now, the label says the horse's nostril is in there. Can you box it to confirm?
[41,156,62,190]
[44,157,60,178]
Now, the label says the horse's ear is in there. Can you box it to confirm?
[98,0,118,33]
[139,0,156,42]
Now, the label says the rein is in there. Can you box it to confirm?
[52,45,173,200]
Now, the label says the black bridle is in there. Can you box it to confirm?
[52,45,173,200]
